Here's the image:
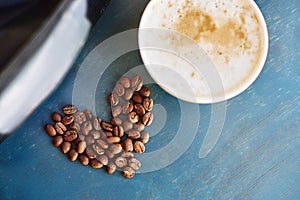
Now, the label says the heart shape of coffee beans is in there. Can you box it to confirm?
[45,75,153,178]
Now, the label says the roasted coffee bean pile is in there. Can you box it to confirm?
[44,75,153,179]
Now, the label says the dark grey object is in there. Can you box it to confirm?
[0,0,110,138]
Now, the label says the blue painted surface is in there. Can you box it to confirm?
[0,0,299,199]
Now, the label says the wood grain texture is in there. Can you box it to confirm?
[0,0,299,199]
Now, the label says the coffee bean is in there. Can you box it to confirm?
[70,122,81,132]
[84,109,93,120]
[139,86,151,97]
[64,130,78,142]
[111,105,122,117]
[51,112,61,122]
[105,150,115,159]
[115,157,128,169]
[114,83,125,97]
[127,130,140,140]
[107,136,121,144]
[119,76,131,88]
[122,120,133,132]
[115,143,122,150]
[122,167,135,179]
[133,122,145,132]
[109,144,122,154]
[85,135,94,145]
[140,131,150,144]
[83,121,93,132]
[134,141,145,154]
[53,135,63,147]
[61,141,71,154]
[90,159,103,168]
[62,115,74,126]
[81,125,91,136]
[134,104,145,116]
[122,102,133,114]
[123,89,134,101]
[101,121,113,132]
[55,122,67,135]
[128,111,139,123]
[143,98,153,111]
[93,118,101,130]
[93,144,105,155]
[142,112,154,126]
[45,124,56,137]
[113,126,124,137]
[96,139,109,149]
[77,140,86,154]
[122,138,133,152]
[91,130,101,139]
[78,154,89,166]
[74,111,86,124]
[108,93,119,106]
[79,134,85,141]
[131,75,143,91]
[128,157,141,170]
[132,94,143,104]
[121,152,134,158]
[103,131,113,138]
[85,148,96,159]
[98,154,108,165]
[67,149,78,161]
[110,117,122,126]
[106,162,116,174]
[63,105,77,115]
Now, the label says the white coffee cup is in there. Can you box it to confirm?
[139,0,268,103]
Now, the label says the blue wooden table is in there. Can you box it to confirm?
[0,0,299,199]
